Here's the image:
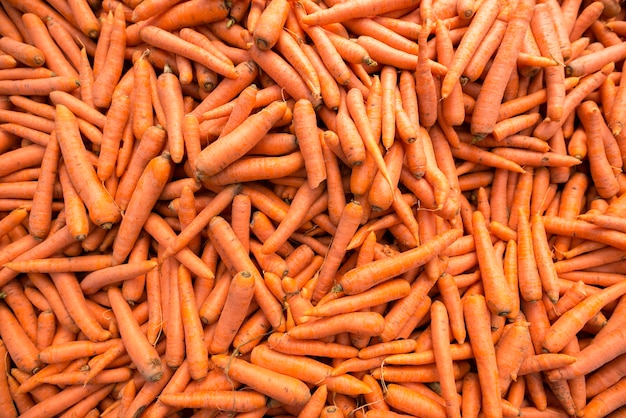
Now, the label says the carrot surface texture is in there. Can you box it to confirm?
[0,0,626,416]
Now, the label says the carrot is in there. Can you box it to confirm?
[251,343,372,396]
[157,390,267,412]
[54,104,121,229]
[472,210,517,316]
[107,286,163,382]
[212,353,311,407]
[307,278,410,318]
[470,0,534,139]
[194,100,287,179]
[0,301,42,374]
[0,36,44,67]
[441,0,500,98]
[251,0,289,51]
[91,5,126,108]
[312,200,364,301]
[383,383,447,418]
[208,216,284,330]
[464,293,503,418]
[112,152,172,265]
[339,228,462,295]
[430,300,462,418]
[542,279,626,353]
[261,182,326,256]
[301,0,420,26]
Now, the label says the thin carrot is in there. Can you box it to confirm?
[464,293,503,418]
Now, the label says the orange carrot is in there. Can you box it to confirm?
[107,286,163,382]
[212,353,311,407]
[339,228,461,295]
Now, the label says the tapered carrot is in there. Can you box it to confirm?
[158,390,267,412]
[194,100,287,179]
[251,343,372,396]
[112,152,172,265]
[441,0,500,98]
[212,353,311,407]
[0,36,44,67]
[261,182,326,256]
[339,227,461,295]
[107,286,163,382]
[464,293,503,418]
[26,130,59,240]
[383,383,447,418]
[209,270,256,354]
[472,210,518,316]
[543,279,626,353]
[0,301,42,374]
[301,0,421,26]
[91,5,126,108]
[471,0,534,139]
[208,216,284,330]
[430,300,462,418]
[55,104,120,228]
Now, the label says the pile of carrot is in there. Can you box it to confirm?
[1,0,626,416]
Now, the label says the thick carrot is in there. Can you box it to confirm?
[470,0,535,139]
[112,152,172,265]
[212,353,311,406]
[194,100,287,179]
[55,104,120,228]
[107,286,163,382]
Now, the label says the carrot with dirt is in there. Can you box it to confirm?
[252,0,290,50]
